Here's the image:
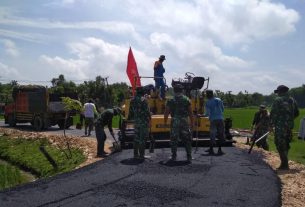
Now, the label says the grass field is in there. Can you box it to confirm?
[224,108,305,131]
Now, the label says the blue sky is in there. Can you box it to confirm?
[0,0,305,95]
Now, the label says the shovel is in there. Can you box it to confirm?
[248,131,270,154]
[111,132,122,152]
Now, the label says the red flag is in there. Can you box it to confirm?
[126,47,141,94]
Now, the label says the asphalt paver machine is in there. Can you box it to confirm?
[118,72,233,150]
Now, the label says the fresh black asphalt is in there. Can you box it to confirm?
[0,145,281,207]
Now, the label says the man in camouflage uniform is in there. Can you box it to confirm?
[128,87,151,160]
[164,84,194,162]
[253,108,270,151]
[270,85,299,170]
[95,107,121,157]
[251,105,266,131]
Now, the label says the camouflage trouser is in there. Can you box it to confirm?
[133,123,149,158]
[170,118,192,159]
[274,127,292,167]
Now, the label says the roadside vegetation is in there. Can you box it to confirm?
[0,163,28,190]
[0,135,86,190]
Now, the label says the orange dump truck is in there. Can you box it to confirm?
[4,85,75,131]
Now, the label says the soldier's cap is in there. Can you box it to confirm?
[159,55,166,60]
[113,107,122,115]
[205,89,214,96]
[274,85,289,93]
[259,104,266,109]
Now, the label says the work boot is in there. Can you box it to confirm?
[187,155,192,163]
[170,152,177,161]
[133,142,139,159]
[149,141,155,153]
[217,147,224,155]
[278,151,289,169]
[277,164,289,170]
[139,144,145,160]
[208,146,215,155]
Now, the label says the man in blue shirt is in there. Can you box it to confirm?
[154,55,166,99]
[205,90,225,155]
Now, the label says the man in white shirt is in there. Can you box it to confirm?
[83,99,97,136]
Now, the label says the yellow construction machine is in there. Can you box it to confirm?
[118,72,233,150]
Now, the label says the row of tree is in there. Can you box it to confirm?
[0,75,304,109]
[214,86,305,108]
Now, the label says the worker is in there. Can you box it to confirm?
[204,90,225,155]
[95,107,121,157]
[83,99,97,136]
[253,108,270,151]
[251,105,266,131]
[128,87,151,160]
[270,85,299,170]
[154,55,166,99]
[164,83,193,162]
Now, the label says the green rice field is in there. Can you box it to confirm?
[224,107,305,131]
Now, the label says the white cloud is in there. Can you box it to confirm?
[0,29,48,43]
[2,39,19,57]
[0,0,302,95]
[0,62,21,79]
[40,55,89,80]
[125,0,299,45]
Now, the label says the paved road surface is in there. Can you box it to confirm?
[0,146,280,207]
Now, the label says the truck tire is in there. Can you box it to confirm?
[33,116,44,131]
[58,120,65,129]
[58,118,72,129]
[8,114,16,127]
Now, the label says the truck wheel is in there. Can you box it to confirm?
[8,115,16,127]
[58,118,72,129]
[33,116,44,131]
[58,120,65,129]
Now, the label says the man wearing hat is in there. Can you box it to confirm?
[128,86,151,160]
[205,90,225,155]
[94,107,121,157]
[251,104,266,131]
[252,106,270,151]
[270,85,299,170]
[164,83,193,162]
[154,55,166,99]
